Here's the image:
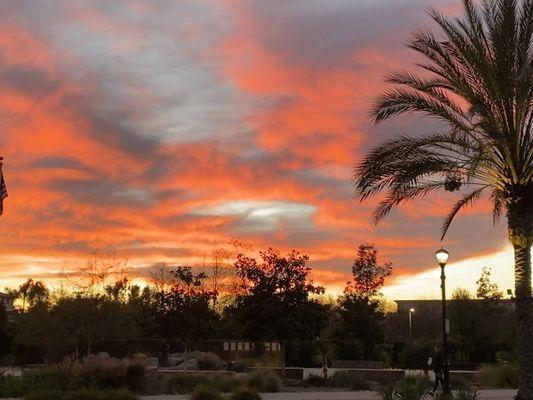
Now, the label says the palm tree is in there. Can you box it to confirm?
[354,0,533,397]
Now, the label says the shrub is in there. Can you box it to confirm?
[454,388,480,400]
[76,358,128,390]
[166,374,206,394]
[165,373,242,394]
[378,382,395,400]
[398,341,433,370]
[450,375,474,390]
[393,376,429,400]
[0,370,74,397]
[495,350,515,364]
[478,363,518,388]
[379,376,479,400]
[142,371,168,396]
[230,386,261,400]
[24,389,138,400]
[332,340,364,361]
[303,371,369,390]
[198,353,224,371]
[328,371,370,390]
[190,384,223,400]
[303,374,327,387]
[286,340,319,367]
[0,359,146,397]
[246,370,282,392]
[208,374,244,393]
[376,343,394,368]
[124,364,145,392]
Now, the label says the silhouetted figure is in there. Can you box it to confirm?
[428,344,444,396]
[159,341,170,367]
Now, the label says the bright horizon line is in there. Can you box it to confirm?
[1,244,520,302]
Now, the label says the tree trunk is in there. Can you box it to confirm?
[507,189,533,400]
[514,244,532,400]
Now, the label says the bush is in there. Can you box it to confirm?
[0,370,74,397]
[378,382,395,400]
[478,363,518,388]
[190,384,223,400]
[166,374,206,394]
[0,359,147,397]
[230,386,261,400]
[376,343,394,368]
[303,371,369,390]
[303,374,327,387]
[378,376,479,400]
[165,373,243,394]
[24,389,138,400]
[246,370,282,392]
[394,376,428,400]
[125,364,145,392]
[398,341,433,370]
[332,340,364,361]
[286,340,319,367]
[208,374,244,393]
[198,353,224,371]
[454,389,480,400]
[495,350,515,364]
[327,371,370,390]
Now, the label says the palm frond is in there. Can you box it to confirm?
[441,186,488,239]
[356,0,533,239]
[371,183,444,225]
[490,189,504,224]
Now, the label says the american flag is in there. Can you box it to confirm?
[0,158,7,216]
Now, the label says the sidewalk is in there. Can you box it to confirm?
[142,390,516,400]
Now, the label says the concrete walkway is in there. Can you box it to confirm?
[142,390,517,400]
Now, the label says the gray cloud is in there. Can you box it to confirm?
[48,177,153,207]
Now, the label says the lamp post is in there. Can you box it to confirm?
[409,308,415,341]
[435,247,451,396]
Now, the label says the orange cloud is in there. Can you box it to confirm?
[0,0,510,297]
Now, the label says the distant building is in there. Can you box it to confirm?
[395,299,514,314]
[386,299,515,342]
[0,292,14,314]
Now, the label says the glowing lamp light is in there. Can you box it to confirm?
[435,248,449,266]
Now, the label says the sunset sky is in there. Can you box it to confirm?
[0,0,519,298]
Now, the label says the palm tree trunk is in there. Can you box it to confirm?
[514,244,532,400]
[507,191,533,400]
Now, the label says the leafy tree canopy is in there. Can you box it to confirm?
[348,244,392,297]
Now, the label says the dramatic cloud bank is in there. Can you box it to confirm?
[0,0,511,296]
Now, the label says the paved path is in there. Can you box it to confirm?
[142,390,517,400]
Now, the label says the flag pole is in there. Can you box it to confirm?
[0,157,7,216]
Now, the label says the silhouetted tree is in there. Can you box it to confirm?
[449,287,515,363]
[151,266,219,363]
[226,248,328,368]
[476,267,504,300]
[334,291,385,359]
[349,244,392,296]
[11,279,49,312]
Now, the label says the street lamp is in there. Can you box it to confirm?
[435,247,451,396]
[409,308,415,341]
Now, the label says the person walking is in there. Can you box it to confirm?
[428,344,444,396]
